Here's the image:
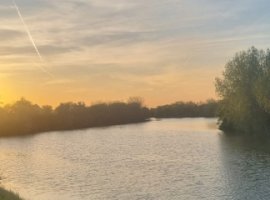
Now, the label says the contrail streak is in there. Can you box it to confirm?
[12,0,53,77]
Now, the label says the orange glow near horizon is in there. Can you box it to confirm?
[1,1,266,107]
[0,67,220,107]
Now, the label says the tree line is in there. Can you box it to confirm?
[0,97,218,137]
[151,100,218,118]
[0,97,149,136]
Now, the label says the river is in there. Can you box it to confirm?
[0,118,270,200]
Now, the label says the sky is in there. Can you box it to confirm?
[1,0,270,106]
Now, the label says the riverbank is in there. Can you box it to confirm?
[0,98,218,137]
[0,188,23,200]
[0,98,150,137]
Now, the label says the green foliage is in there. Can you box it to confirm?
[216,47,270,135]
[0,188,23,200]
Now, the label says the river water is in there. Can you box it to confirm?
[0,118,270,200]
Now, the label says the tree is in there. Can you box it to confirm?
[215,47,270,135]
[0,97,150,136]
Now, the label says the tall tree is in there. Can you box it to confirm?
[216,47,270,135]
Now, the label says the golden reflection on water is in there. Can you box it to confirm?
[0,118,269,200]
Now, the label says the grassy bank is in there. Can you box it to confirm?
[0,188,23,200]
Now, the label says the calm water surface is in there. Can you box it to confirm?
[1,118,270,200]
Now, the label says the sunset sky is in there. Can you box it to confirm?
[1,0,270,106]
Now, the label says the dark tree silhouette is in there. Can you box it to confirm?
[0,98,150,137]
[0,97,218,137]
[152,100,218,118]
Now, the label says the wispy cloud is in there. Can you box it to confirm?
[1,0,270,105]
[12,0,53,77]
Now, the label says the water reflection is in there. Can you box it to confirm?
[1,118,270,200]
[219,134,270,200]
